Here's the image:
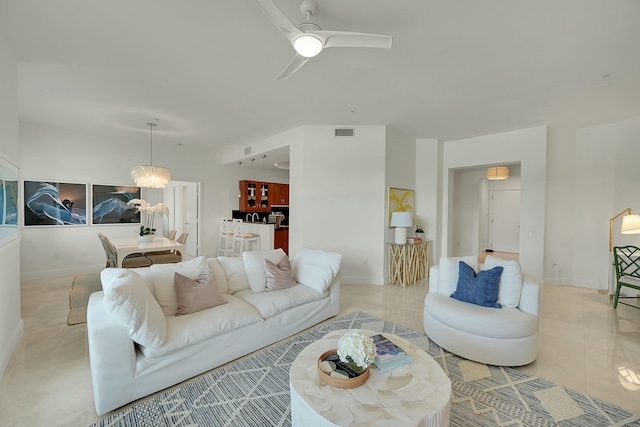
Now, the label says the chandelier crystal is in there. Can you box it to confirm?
[131,122,171,188]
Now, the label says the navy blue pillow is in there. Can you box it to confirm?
[450,261,503,308]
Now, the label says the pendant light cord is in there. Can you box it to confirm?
[147,122,157,166]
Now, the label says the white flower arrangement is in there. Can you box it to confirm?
[127,199,169,236]
[337,330,377,372]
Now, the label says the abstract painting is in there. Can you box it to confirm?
[0,155,19,245]
[388,187,415,227]
[91,184,140,224]
[24,180,87,226]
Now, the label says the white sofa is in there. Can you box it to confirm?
[87,248,342,416]
[423,255,540,366]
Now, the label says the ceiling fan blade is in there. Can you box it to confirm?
[251,0,302,43]
[276,54,310,80]
[311,30,392,49]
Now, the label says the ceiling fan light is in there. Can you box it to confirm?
[294,34,323,57]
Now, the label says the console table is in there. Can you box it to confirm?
[388,240,431,287]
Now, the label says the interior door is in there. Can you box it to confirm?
[489,189,520,253]
[164,181,200,258]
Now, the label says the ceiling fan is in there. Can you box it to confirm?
[251,0,392,80]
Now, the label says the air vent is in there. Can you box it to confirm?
[334,128,355,137]
[244,146,252,155]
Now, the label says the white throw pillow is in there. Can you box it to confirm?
[100,268,166,348]
[243,249,288,293]
[438,255,478,295]
[150,256,208,316]
[217,256,250,294]
[292,248,343,293]
[481,255,523,307]
[206,257,229,294]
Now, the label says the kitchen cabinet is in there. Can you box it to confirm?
[274,228,289,255]
[269,183,289,206]
[239,181,270,211]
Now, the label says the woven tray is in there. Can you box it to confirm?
[317,349,370,389]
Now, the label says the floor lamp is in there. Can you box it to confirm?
[609,208,640,252]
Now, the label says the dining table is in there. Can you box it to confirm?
[109,236,185,268]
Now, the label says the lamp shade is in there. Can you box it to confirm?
[486,166,509,180]
[621,214,640,234]
[390,211,413,228]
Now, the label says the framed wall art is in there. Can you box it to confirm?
[0,155,19,246]
[91,184,140,224]
[24,180,87,226]
[388,187,415,227]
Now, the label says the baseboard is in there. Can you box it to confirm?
[21,264,104,281]
[0,319,23,380]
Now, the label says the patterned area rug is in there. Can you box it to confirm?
[67,273,101,325]
[92,312,640,427]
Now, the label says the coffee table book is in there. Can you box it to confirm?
[371,334,414,373]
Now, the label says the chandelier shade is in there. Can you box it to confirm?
[132,122,171,188]
[131,165,171,188]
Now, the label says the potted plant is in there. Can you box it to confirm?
[127,199,169,242]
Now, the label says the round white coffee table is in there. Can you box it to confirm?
[289,329,452,427]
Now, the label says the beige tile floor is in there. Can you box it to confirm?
[1,275,639,426]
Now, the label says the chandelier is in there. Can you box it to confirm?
[131,122,171,188]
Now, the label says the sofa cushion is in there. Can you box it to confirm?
[234,285,328,319]
[206,257,229,294]
[481,255,523,308]
[217,256,250,294]
[425,293,538,339]
[438,255,478,295]
[174,265,227,316]
[265,256,296,291]
[242,249,288,293]
[451,261,502,308]
[292,248,343,293]
[100,268,166,348]
[140,294,263,359]
[150,256,208,316]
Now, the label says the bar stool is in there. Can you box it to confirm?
[217,218,234,256]
[231,219,260,257]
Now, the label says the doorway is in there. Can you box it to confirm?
[489,189,520,253]
[164,181,200,258]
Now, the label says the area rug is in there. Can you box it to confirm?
[67,272,101,325]
[91,312,640,427]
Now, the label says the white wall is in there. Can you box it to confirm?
[289,125,388,284]
[18,122,222,278]
[384,127,416,282]
[0,24,22,379]
[442,126,547,282]
[562,116,640,289]
[415,139,441,261]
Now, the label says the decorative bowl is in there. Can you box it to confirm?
[317,349,370,389]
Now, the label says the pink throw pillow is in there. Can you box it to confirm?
[174,265,227,315]
[265,256,296,291]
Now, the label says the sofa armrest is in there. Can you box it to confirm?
[87,291,138,415]
[428,265,440,293]
[518,274,540,317]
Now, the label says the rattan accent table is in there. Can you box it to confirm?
[388,240,431,287]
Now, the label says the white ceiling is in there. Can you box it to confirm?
[1,0,639,165]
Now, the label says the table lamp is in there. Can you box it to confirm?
[391,211,413,244]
